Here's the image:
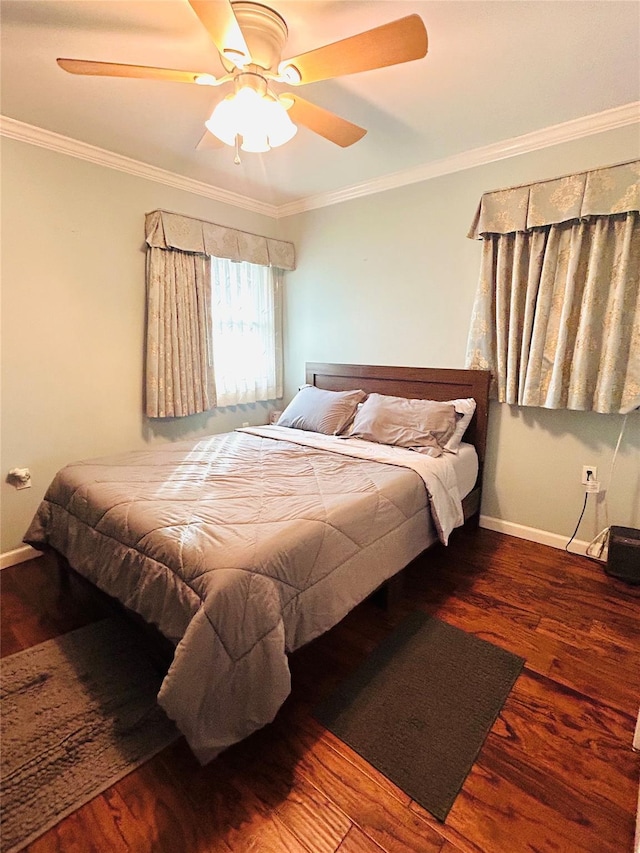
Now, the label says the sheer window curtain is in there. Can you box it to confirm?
[466,162,640,414]
[211,258,284,407]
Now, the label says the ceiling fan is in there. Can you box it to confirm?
[56,0,428,157]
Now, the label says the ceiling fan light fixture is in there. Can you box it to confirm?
[56,4,429,154]
[263,97,297,147]
[240,133,270,154]
[205,95,238,145]
[205,80,297,151]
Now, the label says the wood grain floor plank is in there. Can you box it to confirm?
[25,793,132,853]
[1,555,109,655]
[473,692,637,849]
[437,842,466,853]
[0,577,30,656]
[421,585,541,631]
[497,670,638,803]
[425,757,618,853]
[292,707,414,807]
[220,721,354,853]
[547,651,639,717]
[276,723,445,853]
[154,729,316,853]
[535,615,640,712]
[274,777,352,853]
[587,615,639,652]
[224,812,312,853]
[108,749,221,852]
[473,747,631,853]
[335,825,389,853]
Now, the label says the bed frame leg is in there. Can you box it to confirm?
[385,572,405,609]
[466,512,481,530]
[53,551,71,592]
[372,572,405,612]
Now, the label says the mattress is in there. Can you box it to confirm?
[451,441,479,499]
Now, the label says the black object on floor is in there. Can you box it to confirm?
[314,611,525,821]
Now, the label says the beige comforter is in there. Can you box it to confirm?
[25,427,463,762]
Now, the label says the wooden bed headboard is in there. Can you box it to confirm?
[306,363,491,521]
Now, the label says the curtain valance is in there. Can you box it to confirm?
[468,160,640,239]
[145,209,295,270]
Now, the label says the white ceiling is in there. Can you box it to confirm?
[1,1,639,210]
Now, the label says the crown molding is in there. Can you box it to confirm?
[275,101,640,218]
[0,115,279,218]
[2,102,638,221]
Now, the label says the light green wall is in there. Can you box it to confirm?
[280,124,640,547]
[0,138,283,552]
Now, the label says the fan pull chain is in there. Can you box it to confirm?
[234,134,241,166]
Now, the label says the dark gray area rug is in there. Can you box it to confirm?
[0,618,179,853]
[314,611,525,821]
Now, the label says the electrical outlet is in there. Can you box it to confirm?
[581,465,597,485]
[8,467,31,489]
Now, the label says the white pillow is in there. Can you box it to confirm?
[277,385,367,435]
[442,398,477,453]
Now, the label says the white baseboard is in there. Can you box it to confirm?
[479,515,601,559]
[0,545,43,570]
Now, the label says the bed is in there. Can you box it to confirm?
[25,363,490,764]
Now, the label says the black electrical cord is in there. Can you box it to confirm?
[565,492,589,553]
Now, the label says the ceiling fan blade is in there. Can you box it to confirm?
[283,94,366,148]
[196,129,225,150]
[280,15,427,85]
[188,1,250,66]
[57,58,215,84]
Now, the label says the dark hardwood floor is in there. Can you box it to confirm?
[2,527,638,852]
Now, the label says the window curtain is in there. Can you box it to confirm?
[465,161,640,414]
[145,247,215,418]
[145,210,295,270]
[144,210,294,418]
[211,258,284,407]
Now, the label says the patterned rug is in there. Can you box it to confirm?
[0,619,179,852]
[314,611,525,821]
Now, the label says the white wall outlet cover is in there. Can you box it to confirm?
[8,467,31,488]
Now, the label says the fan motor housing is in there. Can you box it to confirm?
[222,2,288,72]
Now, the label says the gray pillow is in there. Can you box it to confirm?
[277,385,367,435]
[350,393,457,456]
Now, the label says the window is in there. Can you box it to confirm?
[144,210,292,419]
[211,257,283,408]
